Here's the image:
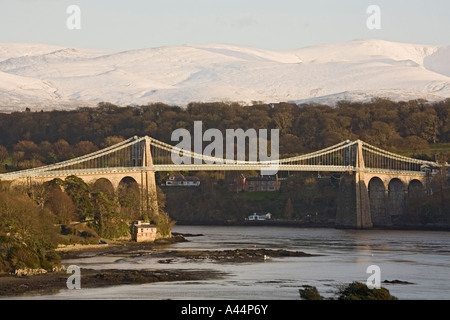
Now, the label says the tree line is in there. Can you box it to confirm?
[1,98,450,173]
[0,175,171,273]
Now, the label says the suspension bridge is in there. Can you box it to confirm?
[0,136,446,229]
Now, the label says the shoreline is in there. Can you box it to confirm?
[0,268,227,298]
[175,220,450,232]
[0,234,316,298]
[0,235,189,298]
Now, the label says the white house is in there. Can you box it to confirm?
[421,164,440,175]
[165,174,200,187]
[248,212,272,221]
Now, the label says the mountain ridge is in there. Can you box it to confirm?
[0,39,449,112]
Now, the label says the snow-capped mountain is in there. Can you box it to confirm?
[0,39,449,111]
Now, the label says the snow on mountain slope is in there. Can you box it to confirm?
[424,46,450,78]
[0,70,57,103]
[290,39,439,64]
[0,39,449,111]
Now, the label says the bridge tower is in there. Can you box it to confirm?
[143,136,159,217]
[131,136,159,217]
[336,141,373,229]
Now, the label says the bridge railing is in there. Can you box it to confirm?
[361,141,439,173]
[0,137,444,180]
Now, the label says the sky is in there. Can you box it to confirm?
[0,0,449,51]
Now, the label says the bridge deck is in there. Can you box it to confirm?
[0,165,428,180]
[0,137,443,181]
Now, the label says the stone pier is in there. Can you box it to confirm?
[336,142,429,229]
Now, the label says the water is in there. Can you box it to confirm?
[17,226,450,300]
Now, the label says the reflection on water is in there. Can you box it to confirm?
[17,226,450,300]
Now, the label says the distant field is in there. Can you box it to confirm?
[430,143,450,153]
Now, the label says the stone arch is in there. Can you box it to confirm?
[388,178,406,216]
[408,179,425,199]
[91,178,115,201]
[369,177,390,226]
[118,176,141,213]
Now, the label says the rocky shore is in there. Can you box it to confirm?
[0,233,316,298]
[152,248,317,264]
[0,268,226,298]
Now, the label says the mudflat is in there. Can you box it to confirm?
[0,234,315,298]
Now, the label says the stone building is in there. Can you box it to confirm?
[130,221,157,242]
[227,174,281,192]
